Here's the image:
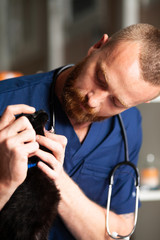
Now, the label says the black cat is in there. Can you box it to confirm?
[0,110,60,240]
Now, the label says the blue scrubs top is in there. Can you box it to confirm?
[0,67,142,240]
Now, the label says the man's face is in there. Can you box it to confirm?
[62,59,107,124]
[62,41,160,124]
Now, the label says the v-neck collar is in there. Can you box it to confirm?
[53,94,114,174]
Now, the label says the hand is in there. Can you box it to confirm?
[0,105,39,193]
[35,131,67,188]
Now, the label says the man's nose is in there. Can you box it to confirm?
[87,91,108,108]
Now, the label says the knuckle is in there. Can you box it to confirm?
[56,135,68,148]
[20,116,29,124]
[5,105,13,114]
[56,142,64,154]
[61,136,68,147]
[4,138,12,149]
[29,128,36,138]
[20,116,32,128]
[34,141,39,150]
[0,131,5,141]
[4,105,15,119]
[13,146,25,159]
[3,106,12,119]
[13,145,21,155]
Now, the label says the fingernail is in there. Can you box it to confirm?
[36,135,39,140]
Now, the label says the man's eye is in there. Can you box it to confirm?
[111,96,125,108]
[96,71,108,90]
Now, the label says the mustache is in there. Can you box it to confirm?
[64,86,98,115]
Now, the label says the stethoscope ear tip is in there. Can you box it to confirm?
[112,232,118,238]
[111,232,130,239]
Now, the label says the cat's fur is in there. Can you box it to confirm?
[0,110,60,240]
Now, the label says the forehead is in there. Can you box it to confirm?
[99,41,141,85]
[98,42,160,105]
[104,41,141,67]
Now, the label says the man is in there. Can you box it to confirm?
[0,23,160,239]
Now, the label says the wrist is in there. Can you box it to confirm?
[0,181,17,210]
[55,168,68,190]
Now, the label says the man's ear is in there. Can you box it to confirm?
[87,34,109,56]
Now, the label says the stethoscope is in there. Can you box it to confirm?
[50,65,140,239]
[106,114,140,240]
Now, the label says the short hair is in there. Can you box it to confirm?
[103,23,160,85]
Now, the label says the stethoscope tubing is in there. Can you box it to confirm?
[109,161,140,187]
[106,115,140,239]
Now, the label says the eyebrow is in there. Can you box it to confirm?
[100,62,130,109]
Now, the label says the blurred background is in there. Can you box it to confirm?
[0,0,160,239]
[0,0,159,74]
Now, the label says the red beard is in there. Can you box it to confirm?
[62,61,107,124]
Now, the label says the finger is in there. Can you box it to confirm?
[2,129,37,154]
[45,131,67,149]
[4,142,39,175]
[1,116,34,140]
[35,149,58,169]
[12,116,34,133]
[36,135,65,163]
[37,161,58,180]
[4,135,39,156]
[0,104,35,130]
[21,141,39,156]
[16,128,36,143]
